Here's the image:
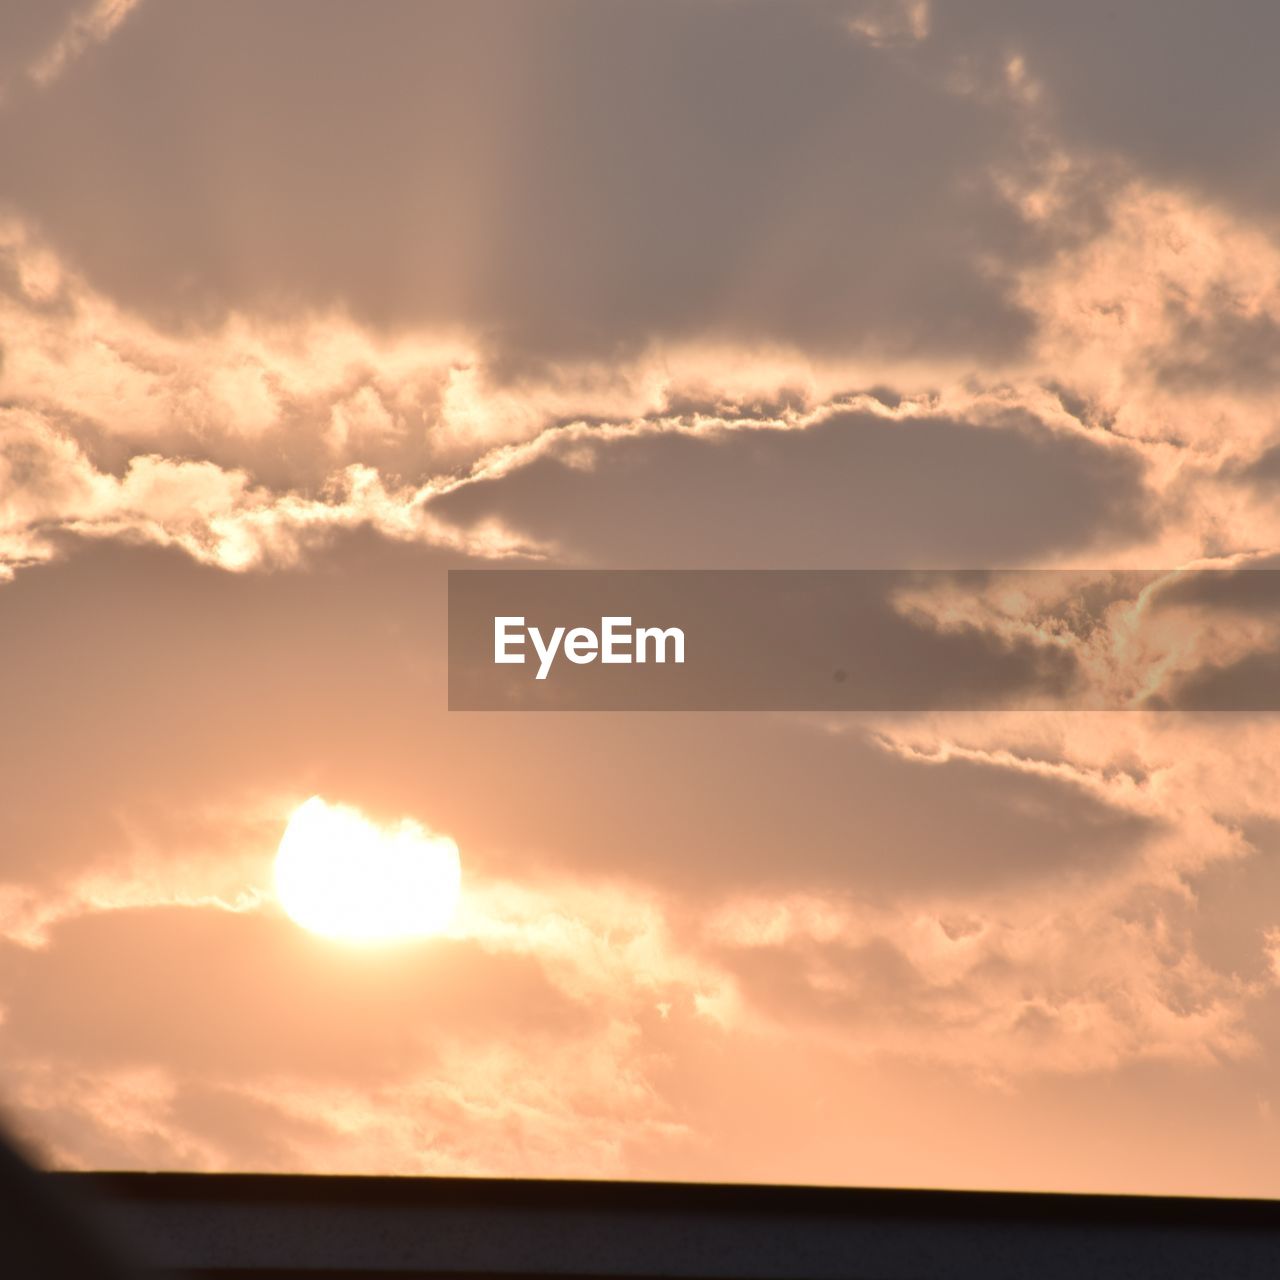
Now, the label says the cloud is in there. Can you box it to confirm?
[25,0,143,88]
[842,0,931,48]
[1154,293,1280,393]
[0,833,713,1173]
[6,0,1280,1190]
[4,0,1280,596]
[0,2,140,104]
[706,907,1255,1077]
[1,1005,684,1176]
[0,538,1163,901]
[1017,183,1280,447]
[3,546,1279,1175]
[929,1,1280,223]
[12,164,1280,588]
[885,566,1280,710]
[0,405,535,581]
[428,405,1153,568]
[3,539,1242,1113]
[0,905,589,1079]
[0,0,1051,364]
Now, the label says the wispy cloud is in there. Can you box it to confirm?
[26,0,144,88]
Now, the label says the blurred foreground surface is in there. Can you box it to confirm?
[42,1164,1280,1280]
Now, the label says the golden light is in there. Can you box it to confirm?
[275,796,461,942]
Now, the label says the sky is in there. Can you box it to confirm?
[4,0,1280,1193]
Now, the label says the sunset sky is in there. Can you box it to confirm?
[5,0,1280,1195]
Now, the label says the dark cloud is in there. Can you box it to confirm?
[0,0,1043,365]
[431,409,1153,567]
[1149,563,1280,614]
[929,1,1280,224]
[1161,653,1280,712]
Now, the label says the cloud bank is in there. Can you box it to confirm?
[4,0,1280,1196]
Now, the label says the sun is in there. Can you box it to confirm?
[275,796,461,942]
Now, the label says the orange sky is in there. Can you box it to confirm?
[4,0,1280,1194]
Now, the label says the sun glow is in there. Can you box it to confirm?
[275,797,461,942]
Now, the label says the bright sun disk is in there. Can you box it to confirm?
[275,796,461,942]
